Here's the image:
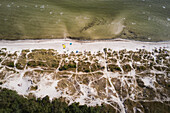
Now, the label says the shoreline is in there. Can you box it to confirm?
[1,37,170,43]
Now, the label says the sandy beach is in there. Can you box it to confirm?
[0,39,170,53]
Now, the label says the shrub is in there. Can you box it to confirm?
[122,64,131,72]
[108,64,121,72]
[6,61,14,67]
[0,82,3,85]
[30,86,38,90]
[16,63,24,70]
[85,69,90,73]
[136,66,146,72]
[27,61,37,67]
[68,64,76,68]
[103,48,107,54]
[132,55,141,61]
[52,63,58,68]
[59,65,68,71]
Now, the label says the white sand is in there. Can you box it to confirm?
[0,39,169,53]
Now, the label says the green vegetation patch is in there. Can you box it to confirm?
[78,61,91,73]
[2,60,14,67]
[136,65,147,72]
[136,79,145,87]
[107,58,117,64]
[30,86,38,91]
[59,60,76,72]
[122,64,132,73]
[16,51,27,70]
[107,64,121,72]
[132,54,141,62]
[153,66,162,71]
[27,50,59,69]
[0,51,6,57]
[90,63,104,72]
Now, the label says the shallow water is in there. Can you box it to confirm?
[0,0,170,41]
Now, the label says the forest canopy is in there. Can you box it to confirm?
[0,88,115,113]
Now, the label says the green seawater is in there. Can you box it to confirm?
[0,0,170,41]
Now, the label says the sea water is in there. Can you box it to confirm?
[0,0,169,41]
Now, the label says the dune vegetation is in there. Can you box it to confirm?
[0,47,169,112]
